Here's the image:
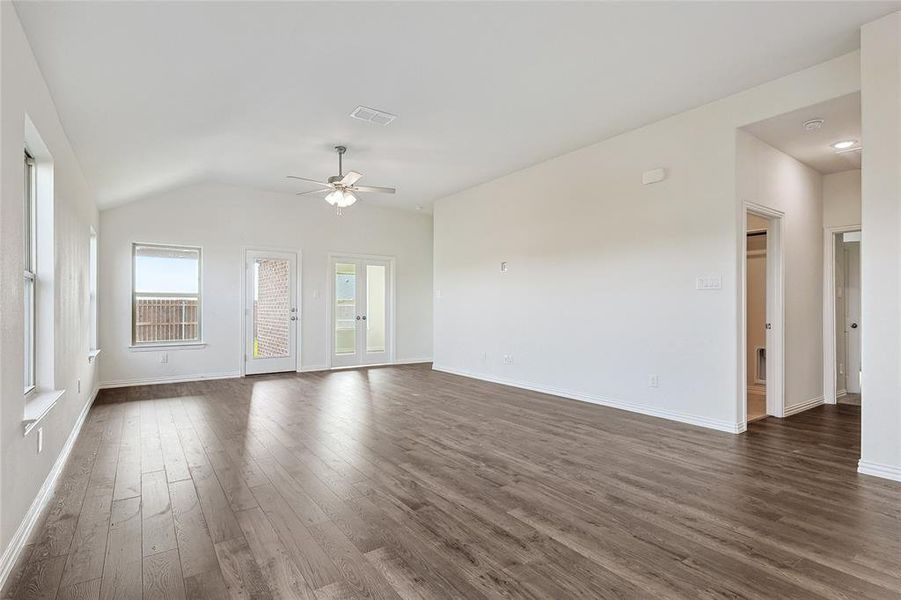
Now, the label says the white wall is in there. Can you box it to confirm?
[0,2,100,558]
[823,169,862,228]
[99,183,432,385]
[433,52,857,433]
[859,12,901,481]
[736,131,824,412]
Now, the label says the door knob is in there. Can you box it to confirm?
[362,315,367,321]
[356,315,361,320]
[765,323,772,330]
[851,322,858,329]
[290,316,297,321]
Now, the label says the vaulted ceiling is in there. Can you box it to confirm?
[14,1,900,210]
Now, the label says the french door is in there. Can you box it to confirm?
[331,256,392,367]
[244,250,298,374]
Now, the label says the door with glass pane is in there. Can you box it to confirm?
[331,257,391,367]
[245,250,298,374]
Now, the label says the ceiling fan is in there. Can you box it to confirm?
[287,145,395,214]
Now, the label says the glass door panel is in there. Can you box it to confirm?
[366,264,387,354]
[334,262,357,358]
[253,258,290,358]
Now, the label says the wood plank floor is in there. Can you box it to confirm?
[3,364,900,599]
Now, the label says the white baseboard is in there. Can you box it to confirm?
[393,357,433,365]
[0,387,98,590]
[858,459,901,483]
[836,389,848,399]
[300,358,432,374]
[433,365,743,434]
[99,371,240,389]
[783,395,824,417]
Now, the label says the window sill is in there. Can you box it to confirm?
[23,389,65,436]
[129,342,206,352]
[88,348,102,363]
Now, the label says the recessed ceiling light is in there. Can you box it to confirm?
[803,118,825,130]
[831,140,858,150]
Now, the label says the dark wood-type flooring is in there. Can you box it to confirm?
[3,364,900,599]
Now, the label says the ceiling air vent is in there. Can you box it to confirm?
[350,106,396,126]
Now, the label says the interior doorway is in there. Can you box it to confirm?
[329,255,394,368]
[743,205,785,424]
[825,229,862,405]
[746,215,768,421]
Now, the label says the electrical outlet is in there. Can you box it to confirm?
[160,352,168,364]
[37,428,43,454]
[500,261,508,273]
[649,375,659,388]
[503,354,513,364]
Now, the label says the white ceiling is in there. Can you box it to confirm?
[14,1,898,211]
[744,93,862,174]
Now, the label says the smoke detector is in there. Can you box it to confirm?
[350,106,396,126]
[803,118,825,131]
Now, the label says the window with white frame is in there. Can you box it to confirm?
[24,150,36,393]
[89,227,99,351]
[132,244,201,345]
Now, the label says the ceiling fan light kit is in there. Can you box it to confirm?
[287,145,395,215]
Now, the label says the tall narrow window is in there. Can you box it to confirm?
[132,244,201,345]
[24,151,36,393]
[89,227,99,351]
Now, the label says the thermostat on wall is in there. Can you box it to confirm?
[642,168,666,185]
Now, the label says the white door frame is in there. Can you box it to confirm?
[740,202,785,425]
[240,247,302,376]
[823,225,861,404]
[326,253,396,369]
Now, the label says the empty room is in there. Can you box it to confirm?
[2,1,901,599]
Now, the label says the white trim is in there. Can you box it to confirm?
[0,387,97,591]
[298,358,431,374]
[87,348,102,363]
[434,365,744,434]
[836,388,848,399]
[857,460,901,483]
[99,371,240,389]
[823,225,861,405]
[22,388,65,436]
[129,342,206,352]
[392,357,433,365]
[782,395,824,417]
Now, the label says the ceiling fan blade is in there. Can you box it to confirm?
[295,187,331,196]
[287,175,331,187]
[350,185,396,194]
[341,171,363,186]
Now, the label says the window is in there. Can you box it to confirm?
[89,227,99,351]
[132,244,201,345]
[24,151,36,393]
